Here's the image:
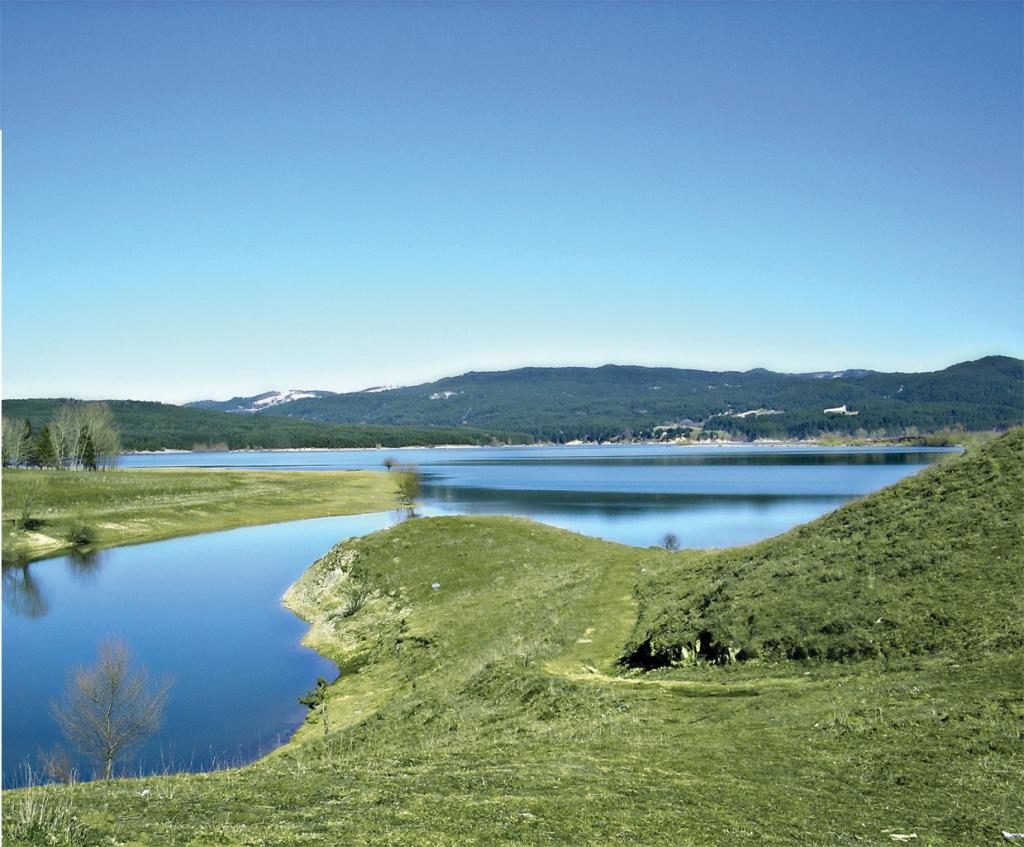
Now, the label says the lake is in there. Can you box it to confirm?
[123,443,956,547]
[2,513,394,787]
[3,444,956,786]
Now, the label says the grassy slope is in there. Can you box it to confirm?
[624,428,1023,665]
[1,468,400,563]
[4,434,1022,846]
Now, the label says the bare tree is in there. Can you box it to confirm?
[78,403,121,469]
[12,476,46,531]
[51,638,172,779]
[2,416,30,467]
[49,405,84,469]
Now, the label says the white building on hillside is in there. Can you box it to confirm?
[823,404,859,416]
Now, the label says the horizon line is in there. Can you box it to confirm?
[3,352,1019,407]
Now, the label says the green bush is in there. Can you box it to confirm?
[65,522,95,547]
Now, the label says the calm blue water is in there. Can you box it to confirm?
[3,513,394,786]
[3,444,955,785]
[123,443,955,548]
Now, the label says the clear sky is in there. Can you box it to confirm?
[2,1,1021,404]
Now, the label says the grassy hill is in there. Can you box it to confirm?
[4,432,1021,846]
[624,427,1023,667]
[1,399,530,451]
[259,355,1024,441]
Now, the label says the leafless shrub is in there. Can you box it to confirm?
[51,638,173,779]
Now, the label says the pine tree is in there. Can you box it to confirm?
[35,425,58,469]
[22,419,36,466]
[82,433,98,471]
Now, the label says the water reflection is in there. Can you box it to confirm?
[2,550,105,619]
[2,511,393,787]
[65,548,105,585]
[423,482,843,517]
[445,451,942,468]
[2,563,49,619]
[119,444,958,473]
[420,488,854,549]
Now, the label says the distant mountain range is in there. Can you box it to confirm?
[6,357,1020,451]
[185,369,885,417]
[192,356,1023,442]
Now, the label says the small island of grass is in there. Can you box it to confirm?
[1,468,402,564]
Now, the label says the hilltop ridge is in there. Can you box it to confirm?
[257,355,1022,440]
[4,356,1020,452]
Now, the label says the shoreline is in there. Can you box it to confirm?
[122,436,969,455]
[0,468,401,566]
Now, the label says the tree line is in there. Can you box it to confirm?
[2,402,122,470]
[2,398,531,452]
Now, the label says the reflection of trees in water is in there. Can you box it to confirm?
[390,508,417,526]
[447,452,944,468]
[422,483,843,518]
[2,563,49,618]
[2,550,107,618]
[65,548,104,585]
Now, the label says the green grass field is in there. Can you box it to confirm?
[1,467,401,563]
[3,432,1021,846]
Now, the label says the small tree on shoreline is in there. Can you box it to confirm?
[299,677,330,735]
[396,465,422,514]
[51,638,172,779]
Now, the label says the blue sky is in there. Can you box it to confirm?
[2,1,1021,403]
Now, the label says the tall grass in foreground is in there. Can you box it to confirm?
[2,766,87,847]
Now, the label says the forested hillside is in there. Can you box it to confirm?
[259,356,1023,440]
[5,357,1019,450]
[1,400,528,451]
